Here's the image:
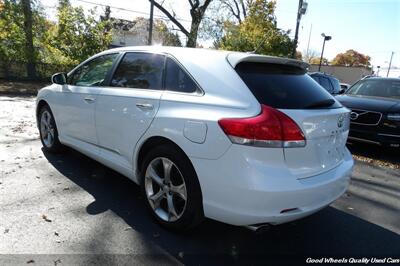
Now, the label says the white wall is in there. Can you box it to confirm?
[309,65,373,85]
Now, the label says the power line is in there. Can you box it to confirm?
[73,0,192,23]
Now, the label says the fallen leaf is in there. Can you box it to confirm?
[63,187,69,191]
[27,260,34,264]
[54,232,59,236]
[42,214,52,222]
[54,259,61,265]
[4,229,9,234]
[36,176,40,179]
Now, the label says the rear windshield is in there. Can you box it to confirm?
[235,62,341,109]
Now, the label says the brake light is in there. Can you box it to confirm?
[218,105,306,148]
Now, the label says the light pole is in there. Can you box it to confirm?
[318,33,331,72]
[387,51,394,77]
[291,0,308,58]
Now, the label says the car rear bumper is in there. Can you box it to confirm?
[190,146,353,226]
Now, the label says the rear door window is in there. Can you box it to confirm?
[235,62,341,109]
[111,52,165,90]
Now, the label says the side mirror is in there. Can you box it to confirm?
[338,88,345,94]
[51,72,67,85]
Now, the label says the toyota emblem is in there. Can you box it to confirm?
[337,114,345,128]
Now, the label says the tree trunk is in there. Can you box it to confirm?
[186,16,201,47]
[21,0,36,79]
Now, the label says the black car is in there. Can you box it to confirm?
[309,72,343,95]
[336,77,400,148]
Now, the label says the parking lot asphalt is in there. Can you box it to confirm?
[0,96,399,265]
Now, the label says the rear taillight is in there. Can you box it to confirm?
[218,105,306,148]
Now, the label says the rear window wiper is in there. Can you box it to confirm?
[304,99,336,109]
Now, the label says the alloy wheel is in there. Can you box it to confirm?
[40,110,55,148]
[144,157,187,222]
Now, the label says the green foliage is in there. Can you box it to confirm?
[331,49,371,67]
[51,0,112,64]
[154,20,182,47]
[0,0,112,67]
[0,0,44,62]
[219,0,294,57]
[310,56,328,65]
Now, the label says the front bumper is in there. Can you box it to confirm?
[190,146,353,226]
[349,128,400,147]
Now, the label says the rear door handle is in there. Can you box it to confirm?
[136,103,154,110]
[84,97,95,103]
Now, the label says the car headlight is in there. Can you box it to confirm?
[387,113,400,121]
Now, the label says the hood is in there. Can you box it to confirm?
[335,94,400,113]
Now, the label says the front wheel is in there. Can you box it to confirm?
[38,105,64,153]
[141,144,204,231]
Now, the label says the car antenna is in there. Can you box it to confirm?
[249,30,271,54]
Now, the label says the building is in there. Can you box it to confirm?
[309,64,373,85]
[109,17,179,48]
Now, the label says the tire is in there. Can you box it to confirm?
[140,144,204,231]
[38,105,64,153]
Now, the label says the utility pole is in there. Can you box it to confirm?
[387,51,394,77]
[148,0,154,45]
[292,0,307,58]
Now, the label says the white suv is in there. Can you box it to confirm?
[36,46,353,231]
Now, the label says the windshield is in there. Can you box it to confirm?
[347,79,400,99]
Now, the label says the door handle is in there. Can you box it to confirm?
[84,97,95,103]
[136,103,154,110]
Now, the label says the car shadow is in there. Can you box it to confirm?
[347,141,400,167]
[42,148,400,265]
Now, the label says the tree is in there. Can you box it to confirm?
[151,0,212,47]
[310,56,328,65]
[295,50,302,60]
[0,0,53,73]
[220,0,251,24]
[51,0,112,64]
[219,0,294,57]
[154,20,182,47]
[21,0,36,78]
[331,49,371,67]
[0,0,26,62]
[303,48,319,63]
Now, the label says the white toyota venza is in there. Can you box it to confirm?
[36,46,353,231]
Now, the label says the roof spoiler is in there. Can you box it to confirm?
[226,53,310,71]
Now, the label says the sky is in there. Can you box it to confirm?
[39,0,400,70]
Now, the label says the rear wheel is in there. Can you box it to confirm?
[38,105,63,153]
[141,144,204,231]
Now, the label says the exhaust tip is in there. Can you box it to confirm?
[244,223,271,234]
